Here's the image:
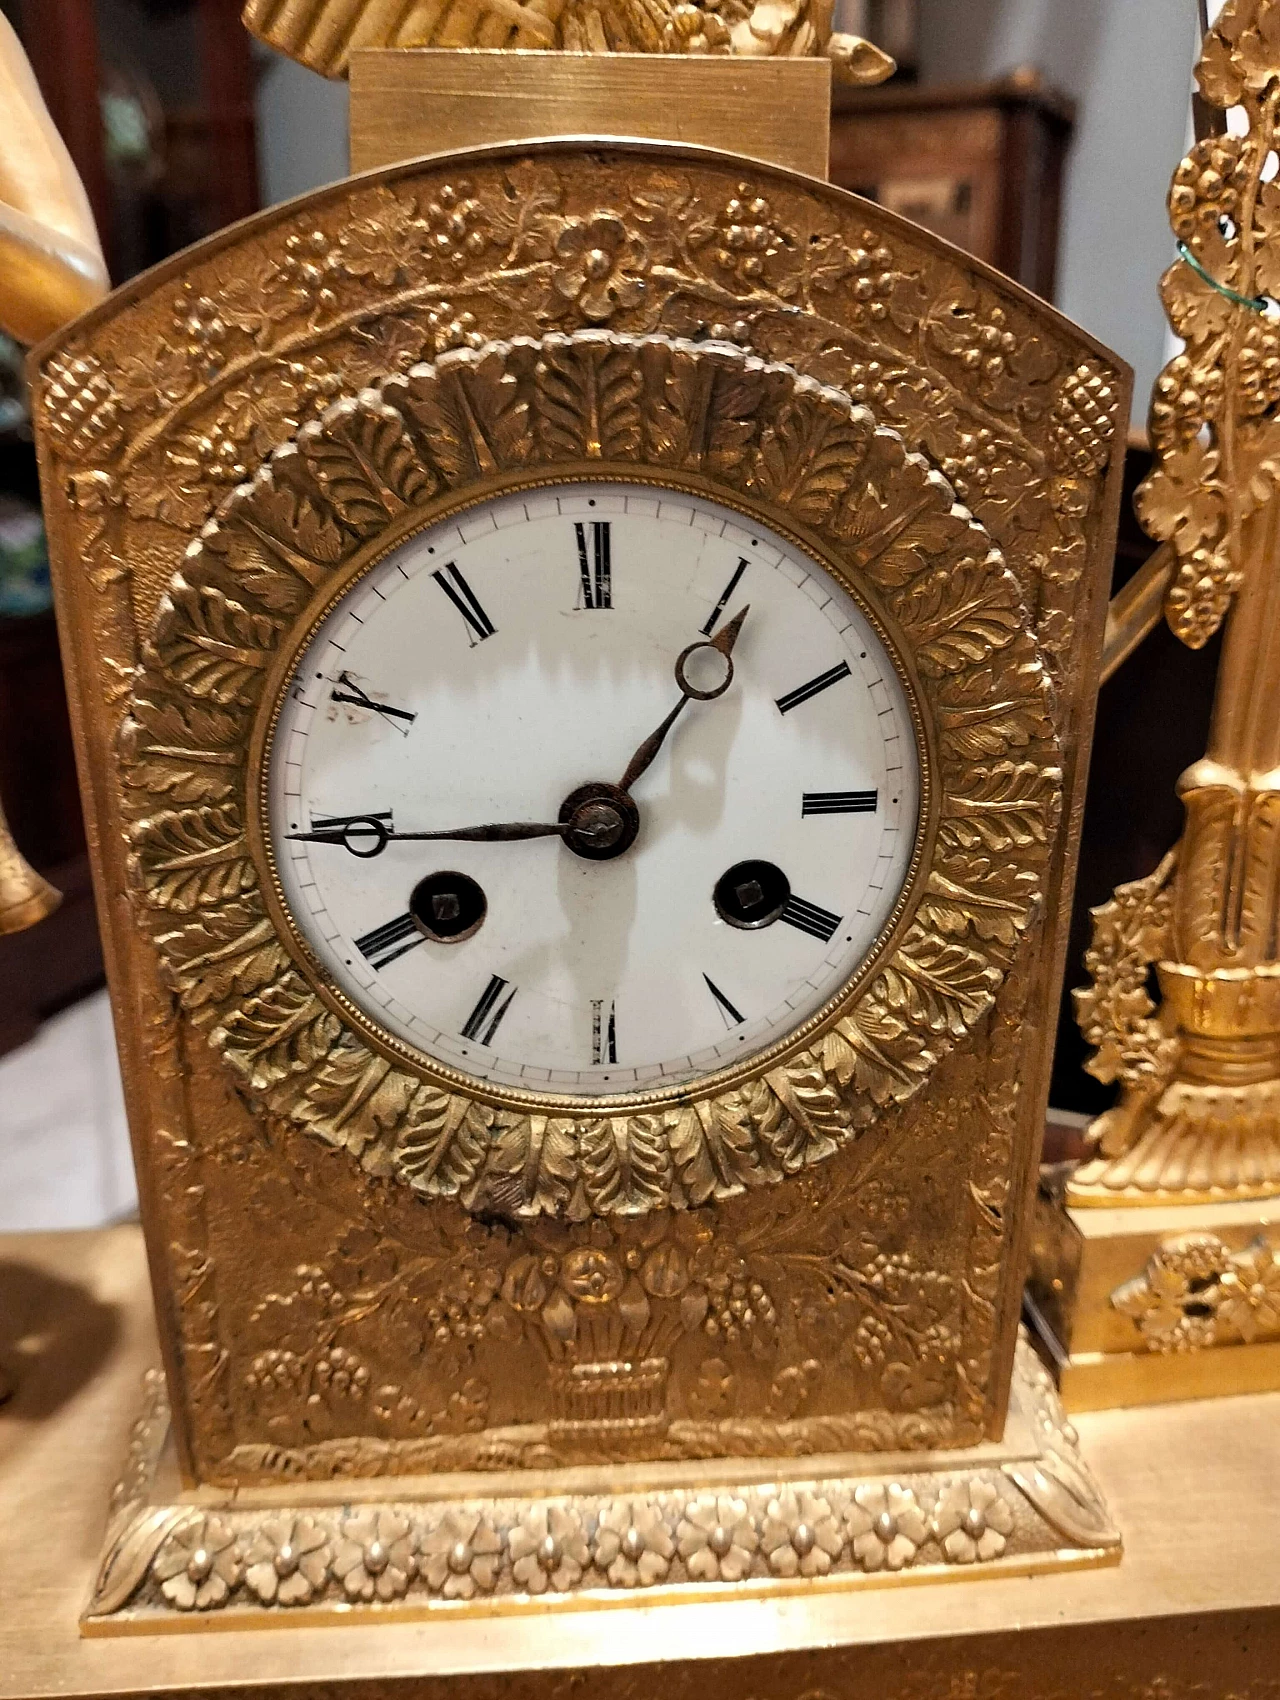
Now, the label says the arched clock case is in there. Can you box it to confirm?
[31,140,1130,1623]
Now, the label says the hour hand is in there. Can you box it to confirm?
[286,817,568,857]
[616,605,749,795]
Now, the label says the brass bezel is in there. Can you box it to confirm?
[249,463,936,1116]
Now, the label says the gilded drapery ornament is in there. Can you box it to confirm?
[242,0,897,82]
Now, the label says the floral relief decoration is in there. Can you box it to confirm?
[1112,1231,1280,1352]
[83,1334,1118,1625]
[32,145,1125,1485]
[90,1349,1116,1623]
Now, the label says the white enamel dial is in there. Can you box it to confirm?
[267,482,920,1096]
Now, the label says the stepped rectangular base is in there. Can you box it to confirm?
[1028,1183,1280,1410]
[10,1227,1280,1698]
[83,1328,1117,1632]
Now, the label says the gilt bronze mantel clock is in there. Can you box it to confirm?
[29,2,1129,1630]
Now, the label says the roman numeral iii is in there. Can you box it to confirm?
[432,563,495,644]
[575,521,613,609]
[780,895,843,943]
[802,790,879,816]
[354,911,421,970]
[461,975,517,1044]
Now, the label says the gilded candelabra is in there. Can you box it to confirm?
[1029,0,1280,1409]
[1074,0,1280,1204]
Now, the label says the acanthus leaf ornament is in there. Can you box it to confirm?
[120,330,1061,1218]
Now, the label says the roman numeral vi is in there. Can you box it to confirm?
[592,998,618,1064]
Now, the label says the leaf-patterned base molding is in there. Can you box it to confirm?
[84,1332,1117,1630]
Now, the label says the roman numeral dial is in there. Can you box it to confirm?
[704,975,745,1028]
[330,671,416,730]
[780,895,844,943]
[270,483,919,1096]
[592,998,618,1064]
[702,559,748,636]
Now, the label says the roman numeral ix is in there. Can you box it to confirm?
[575,521,613,610]
[592,998,618,1064]
[776,660,853,715]
[802,790,879,816]
[780,896,843,943]
[461,975,517,1044]
[433,563,496,644]
[354,911,421,970]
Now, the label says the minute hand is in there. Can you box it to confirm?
[616,605,749,796]
[286,820,568,854]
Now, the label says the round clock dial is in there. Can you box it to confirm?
[267,482,921,1096]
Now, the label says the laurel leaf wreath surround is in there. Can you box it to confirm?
[121,327,1062,1220]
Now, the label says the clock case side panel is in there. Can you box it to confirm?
[27,141,1130,1480]
[31,426,206,1484]
[986,342,1131,1437]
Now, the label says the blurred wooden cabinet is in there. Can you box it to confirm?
[830,70,1074,299]
[0,0,260,1053]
